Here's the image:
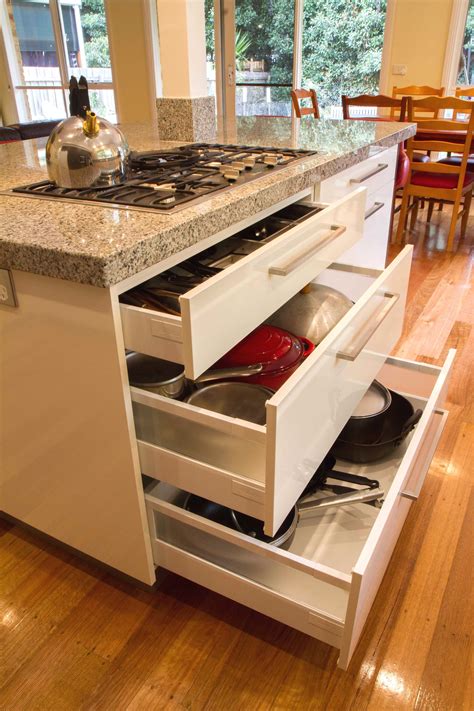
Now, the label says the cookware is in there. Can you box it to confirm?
[213,324,315,391]
[266,283,353,345]
[332,389,423,463]
[127,352,264,401]
[126,352,185,399]
[184,455,384,548]
[46,110,129,189]
[186,382,273,425]
[338,380,392,444]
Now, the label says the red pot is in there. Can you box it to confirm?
[213,324,315,391]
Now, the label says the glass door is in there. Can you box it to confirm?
[217,0,299,122]
[234,0,296,117]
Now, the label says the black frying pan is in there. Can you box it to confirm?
[184,455,384,548]
[332,390,423,464]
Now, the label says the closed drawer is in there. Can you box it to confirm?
[338,180,394,269]
[120,188,366,379]
[144,349,454,669]
[132,246,413,536]
[317,146,398,204]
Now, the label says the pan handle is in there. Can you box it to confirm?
[397,409,423,442]
[195,363,264,383]
[336,292,400,362]
[298,487,384,513]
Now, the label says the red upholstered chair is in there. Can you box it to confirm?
[291,89,320,118]
[395,96,474,251]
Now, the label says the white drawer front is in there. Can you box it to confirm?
[120,188,366,379]
[337,180,394,270]
[133,247,413,537]
[145,350,454,669]
[317,146,398,204]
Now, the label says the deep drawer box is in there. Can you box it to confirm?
[144,350,454,669]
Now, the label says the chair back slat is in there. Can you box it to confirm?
[291,89,320,119]
[409,139,473,154]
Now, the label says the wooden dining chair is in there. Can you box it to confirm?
[454,86,474,119]
[342,93,405,120]
[395,96,474,251]
[391,85,445,119]
[291,89,320,118]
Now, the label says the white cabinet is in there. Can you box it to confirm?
[316,145,398,269]
[118,147,452,668]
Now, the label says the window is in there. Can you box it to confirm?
[3,0,116,122]
[457,0,474,85]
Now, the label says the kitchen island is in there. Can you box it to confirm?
[1,117,453,669]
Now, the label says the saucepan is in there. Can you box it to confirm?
[184,455,384,549]
[126,351,265,400]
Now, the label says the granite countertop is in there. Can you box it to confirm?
[0,117,415,287]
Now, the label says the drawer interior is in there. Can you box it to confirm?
[119,202,321,312]
[144,389,425,620]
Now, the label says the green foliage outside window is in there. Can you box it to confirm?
[205,0,387,112]
[80,0,110,68]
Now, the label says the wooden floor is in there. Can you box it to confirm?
[1,206,473,711]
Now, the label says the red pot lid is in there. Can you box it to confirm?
[216,324,303,372]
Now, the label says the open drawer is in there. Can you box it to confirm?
[131,246,413,536]
[120,188,366,379]
[144,349,454,669]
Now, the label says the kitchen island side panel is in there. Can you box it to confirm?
[0,270,155,584]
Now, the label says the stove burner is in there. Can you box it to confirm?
[11,142,319,213]
[128,148,201,170]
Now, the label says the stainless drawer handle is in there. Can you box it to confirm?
[365,201,385,220]
[350,163,388,184]
[337,292,400,361]
[268,225,346,277]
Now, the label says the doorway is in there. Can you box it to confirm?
[207,0,389,122]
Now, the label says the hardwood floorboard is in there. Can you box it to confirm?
[0,204,472,710]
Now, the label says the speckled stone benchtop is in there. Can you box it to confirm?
[0,117,415,287]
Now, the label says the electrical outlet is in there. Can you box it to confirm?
[0,269,18,307]
[392,64,407,76]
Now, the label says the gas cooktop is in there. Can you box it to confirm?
[10,143,318,213]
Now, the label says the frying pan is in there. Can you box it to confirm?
[184,455,384,549]
[332,390,423,463]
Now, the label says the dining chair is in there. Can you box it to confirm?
[291,89,320,118]
[394,96,474,251]
[391,85,445,119]
[454,86,474,119]
[342,93,405,120]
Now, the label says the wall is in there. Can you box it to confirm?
[384,0,454,93]
[105,0,159,124]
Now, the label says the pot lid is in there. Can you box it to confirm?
[216,324,303,370]
[126,351,183,386]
